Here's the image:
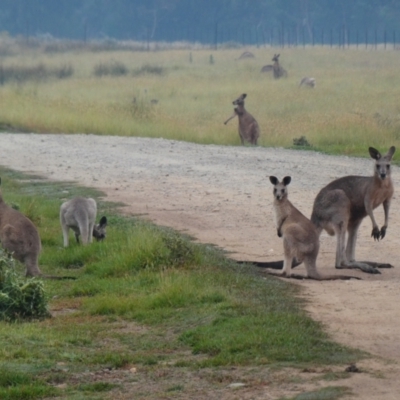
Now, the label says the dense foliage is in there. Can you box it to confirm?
[0,251,49,321]
[0,0,399,43]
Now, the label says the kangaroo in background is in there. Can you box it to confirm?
[311,146,395,274]
[60,197,107,247]
[272,54,287,79]
[299,77,316,88]
[269,176,357,280]
[224,93,260,145]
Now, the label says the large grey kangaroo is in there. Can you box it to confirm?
[269,176,356,280]
[310,146,395,274]
[243,146,396,274]
[224,93,260,145]
[0,178,75,279]
[60,197,107,247]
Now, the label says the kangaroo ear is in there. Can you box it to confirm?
[99,216,107,227]
[386,146,396,160]
[283,176,291,186]
[369,147,381,160]
[269,176,278,185]
[242,93,247,99]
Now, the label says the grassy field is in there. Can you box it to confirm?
[0,37,399,158]
[0,168,363,399]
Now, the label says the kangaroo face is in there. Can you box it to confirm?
[269,176,291,201]
[93,216,107,241]
[370,146,396,180]
[232,93,247,106]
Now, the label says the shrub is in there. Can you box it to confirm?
[93,60,128,77]
[0,63,73,84]
[132,64,165,76]
[0,251,49,321]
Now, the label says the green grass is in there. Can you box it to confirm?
[0,37,399,158]
[0,168,364,398]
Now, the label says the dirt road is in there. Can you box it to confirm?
[1,133,400,399]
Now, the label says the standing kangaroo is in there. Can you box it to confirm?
[244,147,396,274]
[224,93,260,145]
[310,146,395,274]
[269,176,356,280]
[60,197,107,247]
[272,54,287,79]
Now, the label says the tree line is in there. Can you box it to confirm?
[0,0,399,45]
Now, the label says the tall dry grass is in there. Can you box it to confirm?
[0,37,399,156]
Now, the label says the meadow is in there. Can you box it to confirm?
[0,36,399,157]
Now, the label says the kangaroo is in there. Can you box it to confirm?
[237,51,255,60]
[60,197,107,247]
[299,77,316,88]
[0,178,76,279]
[272,54,287,79]
[224,93,260,145]
[268,176,357,280]
[260,64,273,73]
[243,147,396,274]
[310,146,395,274]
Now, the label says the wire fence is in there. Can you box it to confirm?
[152,25,399,50]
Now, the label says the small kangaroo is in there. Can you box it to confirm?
[60,197,107,247]
[272,54,287,79]
[299,77,316,88]
[224,93,260,145]
[311,146,395,274]
[269,176,356,280]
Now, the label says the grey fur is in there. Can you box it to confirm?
[311,146,396,274]
[0,178,42,277]
[60,197,107,247]
[299,77,316,88]
[269,176,357,280]
[224,93,260,146]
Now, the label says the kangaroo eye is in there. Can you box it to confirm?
[387,165,390,169]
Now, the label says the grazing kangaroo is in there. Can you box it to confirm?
[60,197,107,247]
[224,93,260,145]
[272,54,287,79]
[237,51,255,60]
[0,178,76,279]
[260,64,273,73]
[299,77,316,88]
[310,146,395,274]
[269,176,357,280]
